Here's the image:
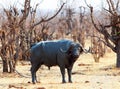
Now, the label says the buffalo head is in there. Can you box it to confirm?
[60,42,83,59]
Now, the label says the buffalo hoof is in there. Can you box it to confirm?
[32,82,36,84]
[36,81,41,83]
[69,81,72,83]
[62,80,66,83]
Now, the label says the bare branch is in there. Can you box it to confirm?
[104,34,116,52]
[19,0,31,25]
[116,0,120,10]
[104,21,120,28]
[84,0,91,8]
[87,34,116,52]
[103,8,114,15]
[106,0,113,14]
[106,0,117,14]
[89,6,100,32]
[31,3,65,28]
[109,0,115,11]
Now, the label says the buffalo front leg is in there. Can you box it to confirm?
[31,71,35,84]
[67,68,72,83]
[60,67,66,83]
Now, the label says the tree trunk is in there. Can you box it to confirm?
[2,60,8,72]
[116,40,120,68]
[9,60,15,73]
[116,52,120,67]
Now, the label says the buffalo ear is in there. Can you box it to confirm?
[80,46,83,53]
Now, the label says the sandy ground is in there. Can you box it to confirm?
[0,51,120,89]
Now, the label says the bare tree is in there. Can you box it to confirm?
[86,0,120,67]
[90,30,106,62]
[0,0,31,73]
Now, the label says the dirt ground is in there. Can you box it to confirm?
[0,51,120,89]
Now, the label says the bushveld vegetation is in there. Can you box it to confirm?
[0,0,120,74]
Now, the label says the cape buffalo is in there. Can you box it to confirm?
[30,39,84,84]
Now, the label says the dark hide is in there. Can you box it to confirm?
[30,39,83,84]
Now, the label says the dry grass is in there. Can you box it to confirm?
[0,51,120,89]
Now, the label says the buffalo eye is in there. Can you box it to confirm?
[67,50,72,55]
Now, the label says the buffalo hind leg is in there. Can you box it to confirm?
[31,63,41,84]
[67,68,72,83]
[35,64,41,83]
[60,67,66,83]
